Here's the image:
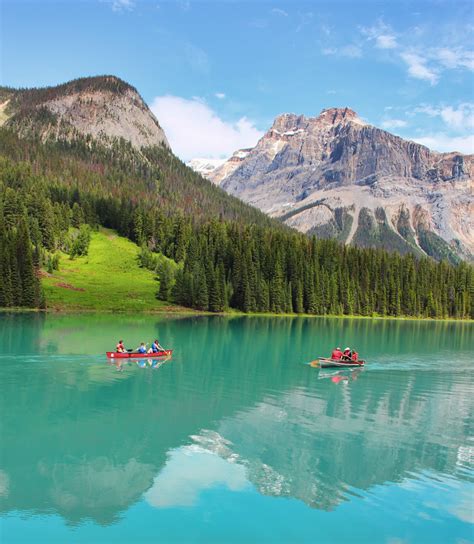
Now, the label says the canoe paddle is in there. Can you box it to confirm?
[304,358,322,367]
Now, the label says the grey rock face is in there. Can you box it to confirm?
[209,108,473,261]
[0,76,169,151]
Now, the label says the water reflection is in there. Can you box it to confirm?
[317,368,363,383]
[145,443,248,509]
[0,313,473,533]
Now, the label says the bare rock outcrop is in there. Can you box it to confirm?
[0,75,169,150]
[208,108,473,262]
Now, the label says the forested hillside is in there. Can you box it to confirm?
[0,127,472,318]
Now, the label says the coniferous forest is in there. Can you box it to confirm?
[0,127,472,318]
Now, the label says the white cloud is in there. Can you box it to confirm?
[110,0,135,11]
[360,21,473,84]
[376,34,398,49]
[361,21,397,49]
[400,52,438,84]
[322,45,362,58]
[144,446,248,508]
[151,95,264,161]
[410,103,474,154]
[439,105,474,130]
[412,133,474,154]
[399,47,474,83]
[381,119,408,129]
[215,92,226,99]
[271,8,288,17]
[433,47,474,71]
[415,103,474,130]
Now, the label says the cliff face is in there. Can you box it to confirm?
[0,76,169,150]
[209,108,473,262]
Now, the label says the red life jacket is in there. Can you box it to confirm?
[351,351,358,362]
[332,349,343,360]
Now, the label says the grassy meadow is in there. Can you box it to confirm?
[41,228,176,312]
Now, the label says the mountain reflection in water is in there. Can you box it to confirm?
[0,313,472,540]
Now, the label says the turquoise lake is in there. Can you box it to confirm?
[0,313,473,543]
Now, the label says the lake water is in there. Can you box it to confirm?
[0,313,473,543]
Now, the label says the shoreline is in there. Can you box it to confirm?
[0,307,472,323]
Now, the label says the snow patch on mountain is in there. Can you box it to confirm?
[187,158,227,177]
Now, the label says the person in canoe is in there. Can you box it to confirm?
[351,349,359,362]
[342,347,352,360]
[331,347,343,360]
[136,342,147,354]
[148,339,165,354]
[116,340,127,353]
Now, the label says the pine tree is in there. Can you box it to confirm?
[157,260,175,301]
[192,263,209,310]
[9,236,22,306]
[270,259,284,313]
[208,265,224,312]
[15,218,38,307]
[294,280,304,314]
[71,202,85,228]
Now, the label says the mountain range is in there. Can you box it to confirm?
[200,108,473,263]
[1,75,472,263]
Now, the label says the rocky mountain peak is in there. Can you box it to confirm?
[317,107,362,125]
[207,108,473,262]
[271,113,307,133]
[267,108,366,140]
[0,75,170,150]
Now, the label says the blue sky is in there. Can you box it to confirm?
[1,0,474,159]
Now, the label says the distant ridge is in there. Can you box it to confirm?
[207,107,473,263]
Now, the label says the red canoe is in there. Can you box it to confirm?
[106,350,172,359]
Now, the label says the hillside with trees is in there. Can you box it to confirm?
[0,127,472,319]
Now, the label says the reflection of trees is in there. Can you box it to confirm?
[0,312,45,354]
[217,369,473,511]
[0,314,472,523]
[41,457,155,526]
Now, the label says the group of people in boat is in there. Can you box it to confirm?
[331,346,359,362]
[116,339,165,354]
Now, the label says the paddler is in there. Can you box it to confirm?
[148,339,164,354]
[343,347,352,360]
[331,347,343,360]
[351,349,359,362]
[136,342,147,354]
[116,340,126,353]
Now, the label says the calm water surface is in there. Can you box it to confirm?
[0,313,473,543]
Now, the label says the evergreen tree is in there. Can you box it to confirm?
[16,217,38,306]
[157,260,175,301]
[192,263,209,310]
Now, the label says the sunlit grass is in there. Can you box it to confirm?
[42,228,175,312]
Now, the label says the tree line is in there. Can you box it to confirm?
[0,130,472,318]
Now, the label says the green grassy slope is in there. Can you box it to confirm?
[41,228,178,312]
